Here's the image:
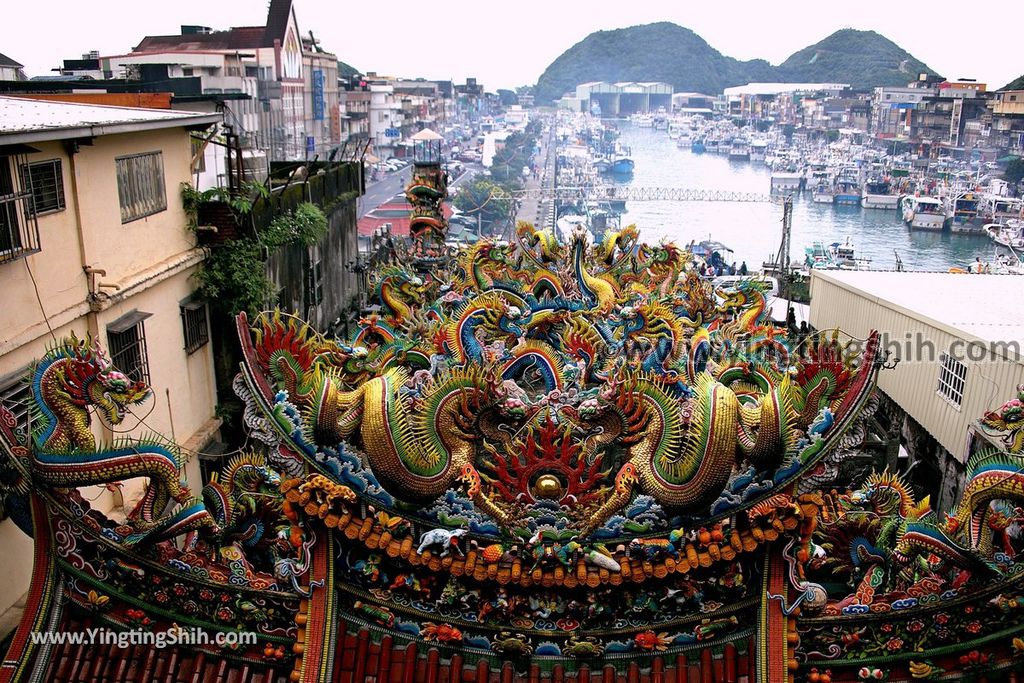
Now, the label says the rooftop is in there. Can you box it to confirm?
[0,96,221,144]
[0,52,23,68]
[812,270,1024,352]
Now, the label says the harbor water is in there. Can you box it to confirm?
[608,124,993,272]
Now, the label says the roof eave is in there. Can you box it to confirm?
[0,112,222,145]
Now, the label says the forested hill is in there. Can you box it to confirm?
[534,24,940,103]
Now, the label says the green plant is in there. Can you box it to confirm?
[196,237,275,315]
[259,202,328,248]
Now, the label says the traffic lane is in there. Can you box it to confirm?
[359,165,477,217]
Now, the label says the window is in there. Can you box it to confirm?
[245,66,258,78]
[226,66,241,78]
[115,152,166,223]
[182,68,194,77]
[0,156,41,263]
[107,311,152,384]
[21,159,65,215]
[936,352,967,407]
[0,368,32,440]
[180,299,210,354]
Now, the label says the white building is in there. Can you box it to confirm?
[367,84,402,155]
[810,270,1024,511]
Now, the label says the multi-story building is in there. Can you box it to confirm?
[339,87,370,144]
[301,35,340,158]
[126,0,329,162]
[0,96,222,621]
[988,89,1024,154]
[367,83,402,156]
[53,51,108,80]
[871,85,936,138]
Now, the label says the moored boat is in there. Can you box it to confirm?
[902,196,946,231]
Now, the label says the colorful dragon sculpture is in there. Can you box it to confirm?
[7,199,1024,682]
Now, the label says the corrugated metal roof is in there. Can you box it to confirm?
[0,52,23,68]
[812,270,1024,346]
[0,96,220,143]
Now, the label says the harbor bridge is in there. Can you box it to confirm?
[513,185,784,204]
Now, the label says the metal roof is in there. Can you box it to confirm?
[812,270,1024,348]
[0,96,221,144]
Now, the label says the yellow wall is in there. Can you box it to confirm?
[0,123,217,620]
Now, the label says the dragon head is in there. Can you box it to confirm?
[82,350,150,426]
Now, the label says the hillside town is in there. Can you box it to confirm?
[0,3,1023,683]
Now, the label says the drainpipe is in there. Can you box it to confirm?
[65,141,113,450]
[64,140,100,341]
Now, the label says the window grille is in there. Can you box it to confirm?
[937,352,967,407]
[180,300,210,354]
[115,152,166,223]
[21,159,65,215]
[107,311,152,384]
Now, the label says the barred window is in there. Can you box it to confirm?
[21,159,65,215]
[0,369,32,440]
[180,299,210,354]
[107,311,152,384]
[115,152,166,223]
[937,353,967,407]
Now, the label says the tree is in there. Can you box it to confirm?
[1005,158,1024,185]
[497,89,518,107]
[453,178,515,233]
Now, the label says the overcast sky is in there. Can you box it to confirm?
[3,0,1022,91]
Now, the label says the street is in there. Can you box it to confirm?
[358,163,478,217]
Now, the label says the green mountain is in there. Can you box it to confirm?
[535,22,776,104]
[1003,75,1024,91]
[778,29,939,88]
[534,24,940,103]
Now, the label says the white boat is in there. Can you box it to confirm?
[984,220,1024,249]
[861,177,900,210]
[808,167,833,203]
[728,139,750,161]
[946,192,984,234]
[804,238,869,270]
[771,170,803,192]
[632,114,654,127]
[750,140,768,163]
[902,196,946,231]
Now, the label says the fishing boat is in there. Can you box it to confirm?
[804,238,868,270]
[690,137,706,154]
[727,138,750,161]
[902,196,946,231]
[984,220,1024,249]
[631,113,654,127]
[807,165,833,203]
[832,167,862,205]
[861,176,899,210]
[749,139,768,163]
[946,192,983,234]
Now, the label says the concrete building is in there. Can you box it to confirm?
[127,0,318,161]
[571,81,673,116]
[0,53,25,81]
[367,83,402,156]
[871,85,936,138]
[0,96,222,621]
[53,51,108,80]
[809,270,1024,513]
[301,36,340,158]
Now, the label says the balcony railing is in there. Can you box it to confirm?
[0,191,41,265]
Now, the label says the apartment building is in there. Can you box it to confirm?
[0,96,222,617]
